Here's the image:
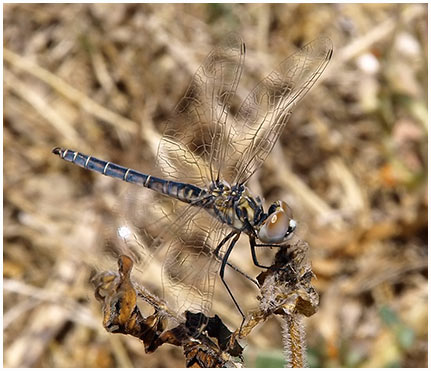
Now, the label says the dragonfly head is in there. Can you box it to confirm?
[257,201,296,243]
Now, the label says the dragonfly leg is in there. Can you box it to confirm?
[252,240,296,274]
[214,231,237,258]
[254,242,283,247]
[219,232,245,327]
[249,236,273,269]
[215,231,260,290]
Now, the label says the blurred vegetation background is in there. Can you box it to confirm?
[4,3,427,367]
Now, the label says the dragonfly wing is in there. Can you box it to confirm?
[161,209,231,315]
[221,37,333,185]
[156,33,245,188]
[114,189,200,269]
[113,188,230,317]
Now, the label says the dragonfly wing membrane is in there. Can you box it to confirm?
[221,37,333,185]
[114,190,199,269]
[162,213,231,315]
[114,187,231,318]
[156,33,245,188]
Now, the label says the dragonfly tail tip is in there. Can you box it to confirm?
[52,147,62,155]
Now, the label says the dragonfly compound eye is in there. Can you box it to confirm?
[257,201,296,243]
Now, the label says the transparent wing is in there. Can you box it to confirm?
[220,37,333,185]
[156,33,245,188]
[161,209,231,315]
[113,187,231,317]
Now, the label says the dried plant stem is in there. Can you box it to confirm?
[92,255,242,367]
[4,48,138,135]
[271,143,334,223]
[281,314,307,368]
[335,4,423,65]
[4,70,81,146]
[229,241,318,367]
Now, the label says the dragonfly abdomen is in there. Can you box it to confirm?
[52,148,206,204]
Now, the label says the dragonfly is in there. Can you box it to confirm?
[53,33,332,328]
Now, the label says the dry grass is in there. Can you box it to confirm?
[4,3,427,367]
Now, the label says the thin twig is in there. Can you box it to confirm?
[4,70,81,146]
[4,48,138,135]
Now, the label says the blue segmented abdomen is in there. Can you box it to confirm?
[52,148,206,204]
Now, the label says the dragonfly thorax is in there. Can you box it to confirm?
[208,181,264,232]
[208,181,296,243]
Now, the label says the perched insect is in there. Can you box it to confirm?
[53,33,332,328]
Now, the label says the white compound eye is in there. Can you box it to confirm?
[257,201,296,243]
